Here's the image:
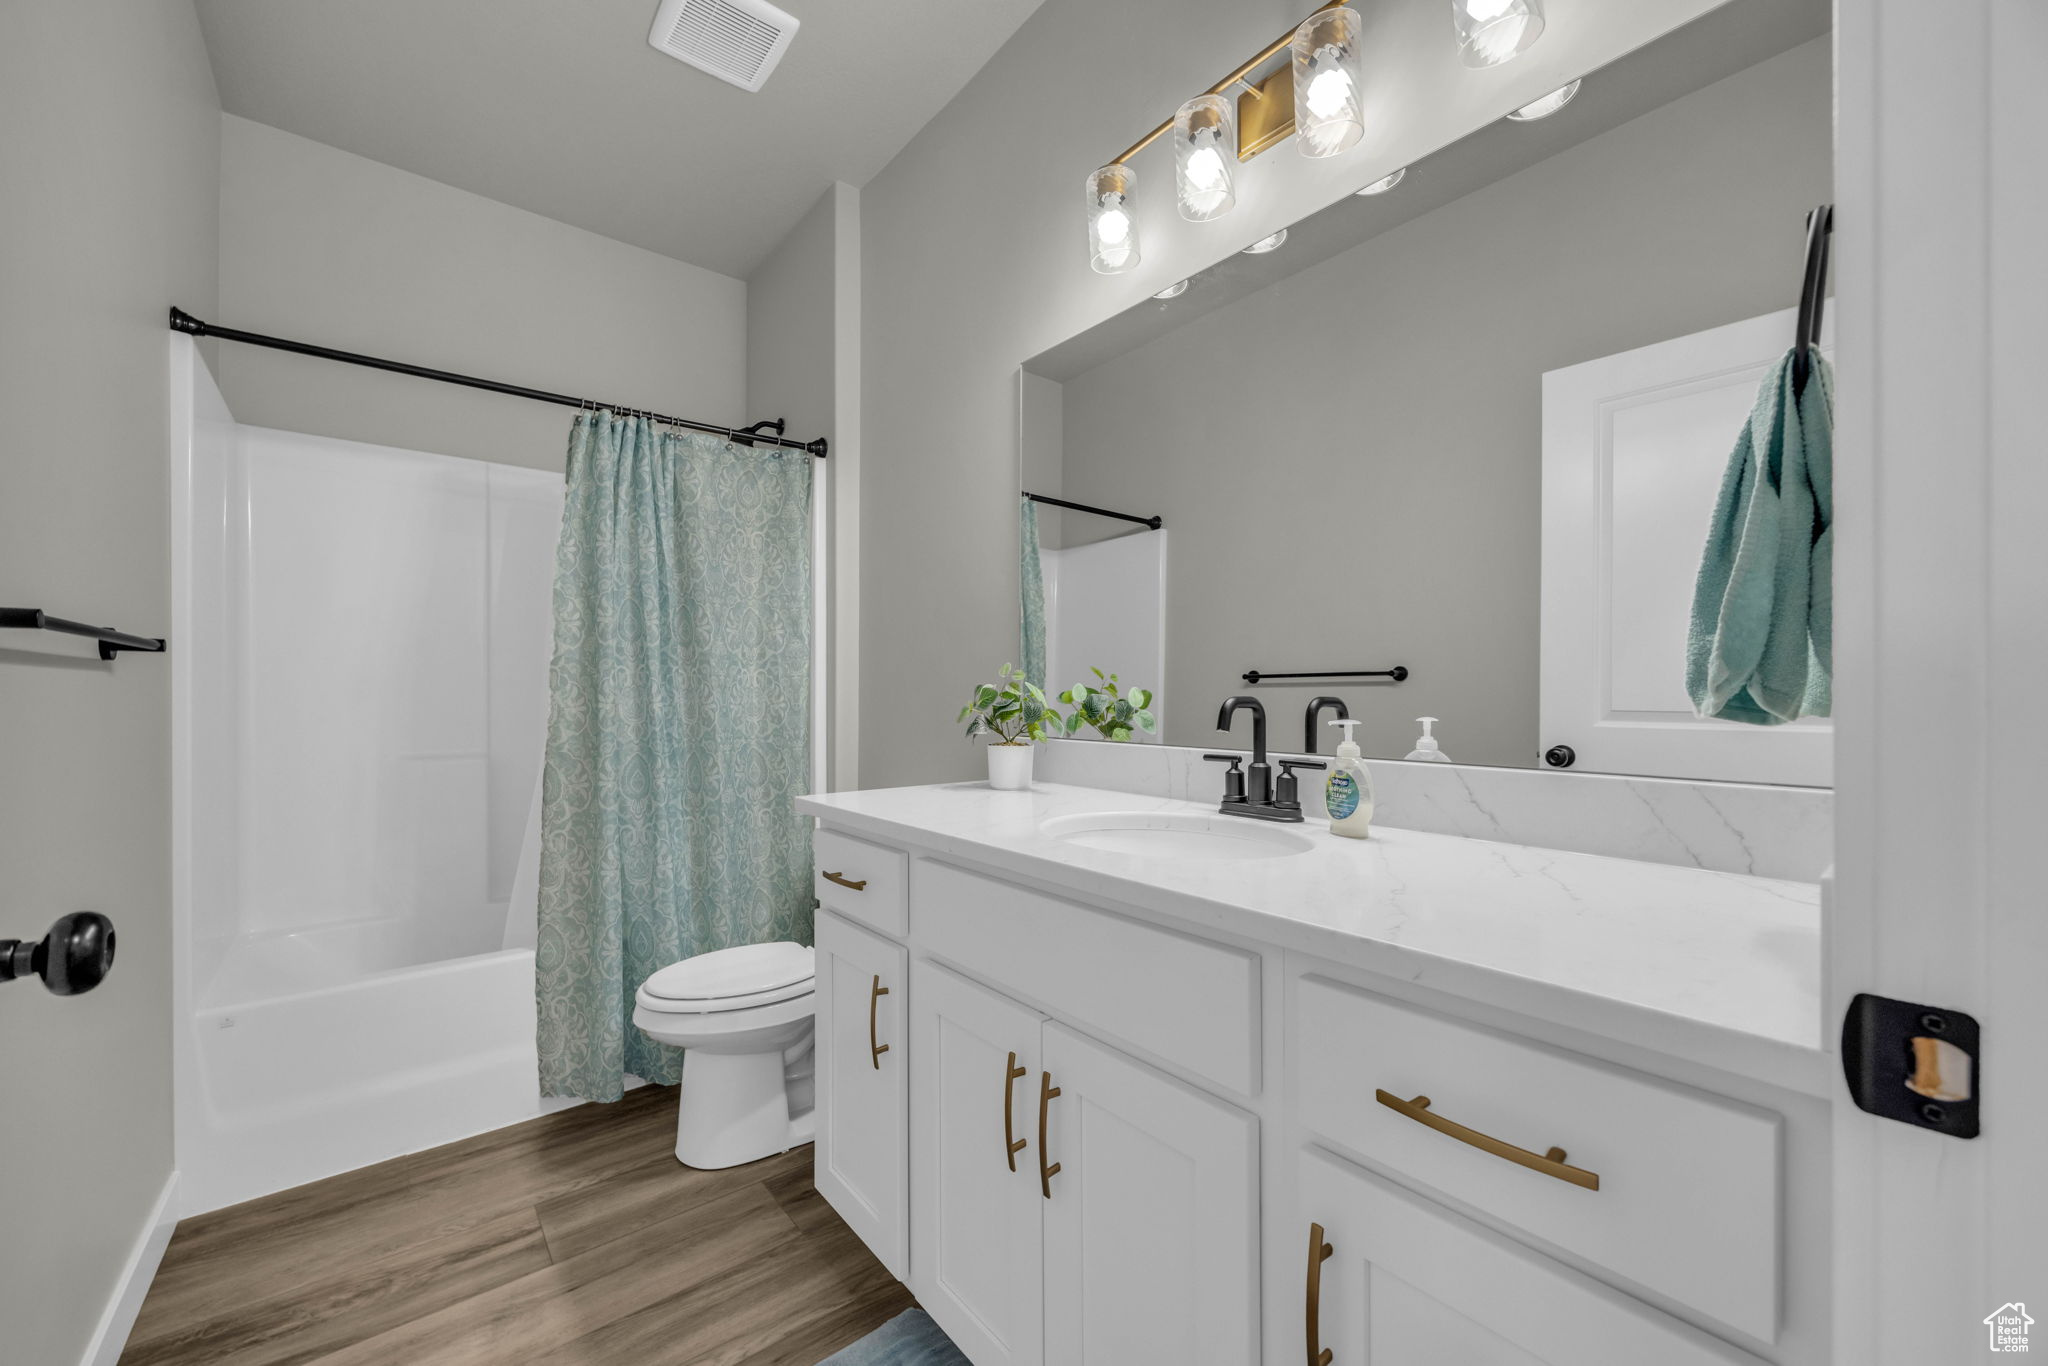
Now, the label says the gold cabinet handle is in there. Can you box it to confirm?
[869,975,890,1069]
[1305,1221,1334,1366]
[1004,1052,1029,1172]
[1374,1090,1599,1191]
[1037,1070,1062,1199]
[823,870,868,891]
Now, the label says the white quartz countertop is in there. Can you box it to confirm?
[798,781,1827,1094]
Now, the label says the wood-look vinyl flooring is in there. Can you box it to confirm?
[122,1085,911,1366]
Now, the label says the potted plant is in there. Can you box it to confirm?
[959,665,1063,789]
[1059,669,1157,742]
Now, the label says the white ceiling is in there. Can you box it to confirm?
[194,0,1045,279]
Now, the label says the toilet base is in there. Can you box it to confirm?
[673,1045,816,1170]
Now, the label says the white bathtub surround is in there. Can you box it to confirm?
[1033,736,1832,882]
[800,780,1823,1090]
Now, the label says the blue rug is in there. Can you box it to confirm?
[818,1308,971,1365]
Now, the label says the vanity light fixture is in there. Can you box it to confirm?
[1174,94,1238,221]
[1449,0,1546,69]
[1154,279,1191,299]
[1243,229,1289,255]
[1505,78,1580,121]
[1291,5,1366,158]
[1086,164,1142,274]
[1356,166,1406,195]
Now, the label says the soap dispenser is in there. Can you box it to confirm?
[1405,717,1452,763]
[1325,720,1375,838]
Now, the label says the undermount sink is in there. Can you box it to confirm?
[1039,811,1315,861]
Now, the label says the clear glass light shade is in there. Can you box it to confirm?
[1291,7,1365,159]
[1153,279,1190,299]
[1086,165,1141,275]
[1505,78,1579,121]
[1173,94,1237,222]
[1450,0,1545,69]
[1243,228,1288,255]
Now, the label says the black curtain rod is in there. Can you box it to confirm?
[168,307,827,458]
[1024,492,1162,530]
[1,608,164,661]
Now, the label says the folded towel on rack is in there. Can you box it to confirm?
[1686,350,1834,725]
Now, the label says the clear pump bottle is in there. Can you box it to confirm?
[1405,716,1452,763]
[1324,719,1375,838]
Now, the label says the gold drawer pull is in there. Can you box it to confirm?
[869,975,890,1069]
[1375,1090,1600,1192]
[1004,1052,1029,1171]
[1037,1070,1062,1199]
[823,870,868,891]
[1305,1221,1334,1366]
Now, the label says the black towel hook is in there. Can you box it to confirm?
[1793,203,1834,392]
[1,913,116,995]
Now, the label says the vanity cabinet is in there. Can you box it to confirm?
[813,909,908,1278]
[908,959,1259,1366]
[807,816,1821,1366]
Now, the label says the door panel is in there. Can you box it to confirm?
[1299,1146,1769,1366]
[912,961,1046,1366]
[814,910,908,1278]
[1040,1022,1258,1366]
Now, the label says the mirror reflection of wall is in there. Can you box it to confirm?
[1020,12,1833,780]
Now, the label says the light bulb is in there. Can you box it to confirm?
[1450,0,1545,69]
[1096,205,1131,246]
[1185,144,1227,191]
[1304,60,1354,119]
[1505,79,1579,121]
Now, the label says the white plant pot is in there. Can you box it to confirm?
[986,743,1034,790]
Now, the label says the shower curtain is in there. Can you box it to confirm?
[537,412,814,1101]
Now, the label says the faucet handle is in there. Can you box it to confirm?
[1203,753,1247,804]
[1275,757,1328,807]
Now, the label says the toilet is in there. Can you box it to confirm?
[632,941,817,1170]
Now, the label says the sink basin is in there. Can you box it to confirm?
[1039,811,1315,861]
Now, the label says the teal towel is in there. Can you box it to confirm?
[1686,349,1834,725]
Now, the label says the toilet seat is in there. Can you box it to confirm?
[637,942,815,1015]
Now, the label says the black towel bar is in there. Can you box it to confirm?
[0,608,165,661]
[1241,667,1408,685]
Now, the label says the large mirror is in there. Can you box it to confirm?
[1019,0,1834,787]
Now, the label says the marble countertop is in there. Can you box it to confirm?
[797,781,1827,1095]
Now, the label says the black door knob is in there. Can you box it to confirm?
[1543,745,1577,769]
[0,912,116,995]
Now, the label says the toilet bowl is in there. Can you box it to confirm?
[632,941,817,1170]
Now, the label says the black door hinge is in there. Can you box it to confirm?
[1841,993,1979,1139]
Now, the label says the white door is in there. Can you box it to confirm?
[1540,307,1834,786]
[911,961,1046,1366]
[1298,1146,1768,1366]
[1039,1022,1258,1366]
[814,910,908,1278]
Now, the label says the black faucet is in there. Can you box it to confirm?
[1208,697,1324,822]
[1302,696,1349,754]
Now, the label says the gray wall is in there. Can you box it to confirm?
[218,114,746,473]
[748,184,863,790]
[0,2,220,1361]
[858,0,1728,790]
[1055,39,1832,767]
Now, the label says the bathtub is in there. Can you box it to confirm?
[179,943,574,1215]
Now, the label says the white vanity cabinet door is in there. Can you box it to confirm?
[912,961,1047,1366]
[814,910,908,1279]
[1040,1022,1258,1366]
[1299,1147,1770,1366]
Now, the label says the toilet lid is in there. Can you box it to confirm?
[642,942,814,1004]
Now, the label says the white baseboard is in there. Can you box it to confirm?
[80,1170,179,1366]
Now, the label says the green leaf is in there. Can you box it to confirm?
[1091,665,1106,680]
[1113,698,1134,722]
[1136,710,1158,733]
[1109,726,1131,742]
[1130,689,1151,710]
[976,684,999,709]
[1064,712,1083,734]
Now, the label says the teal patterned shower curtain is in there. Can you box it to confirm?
[537,412,814,1101]
[1020,496,1047,688]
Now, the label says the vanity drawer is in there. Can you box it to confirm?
[1294,975,1781,1342]
[814,828,908,937]
[914,861,1260,1096]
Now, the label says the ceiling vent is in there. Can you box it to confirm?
[648,0,800,92]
